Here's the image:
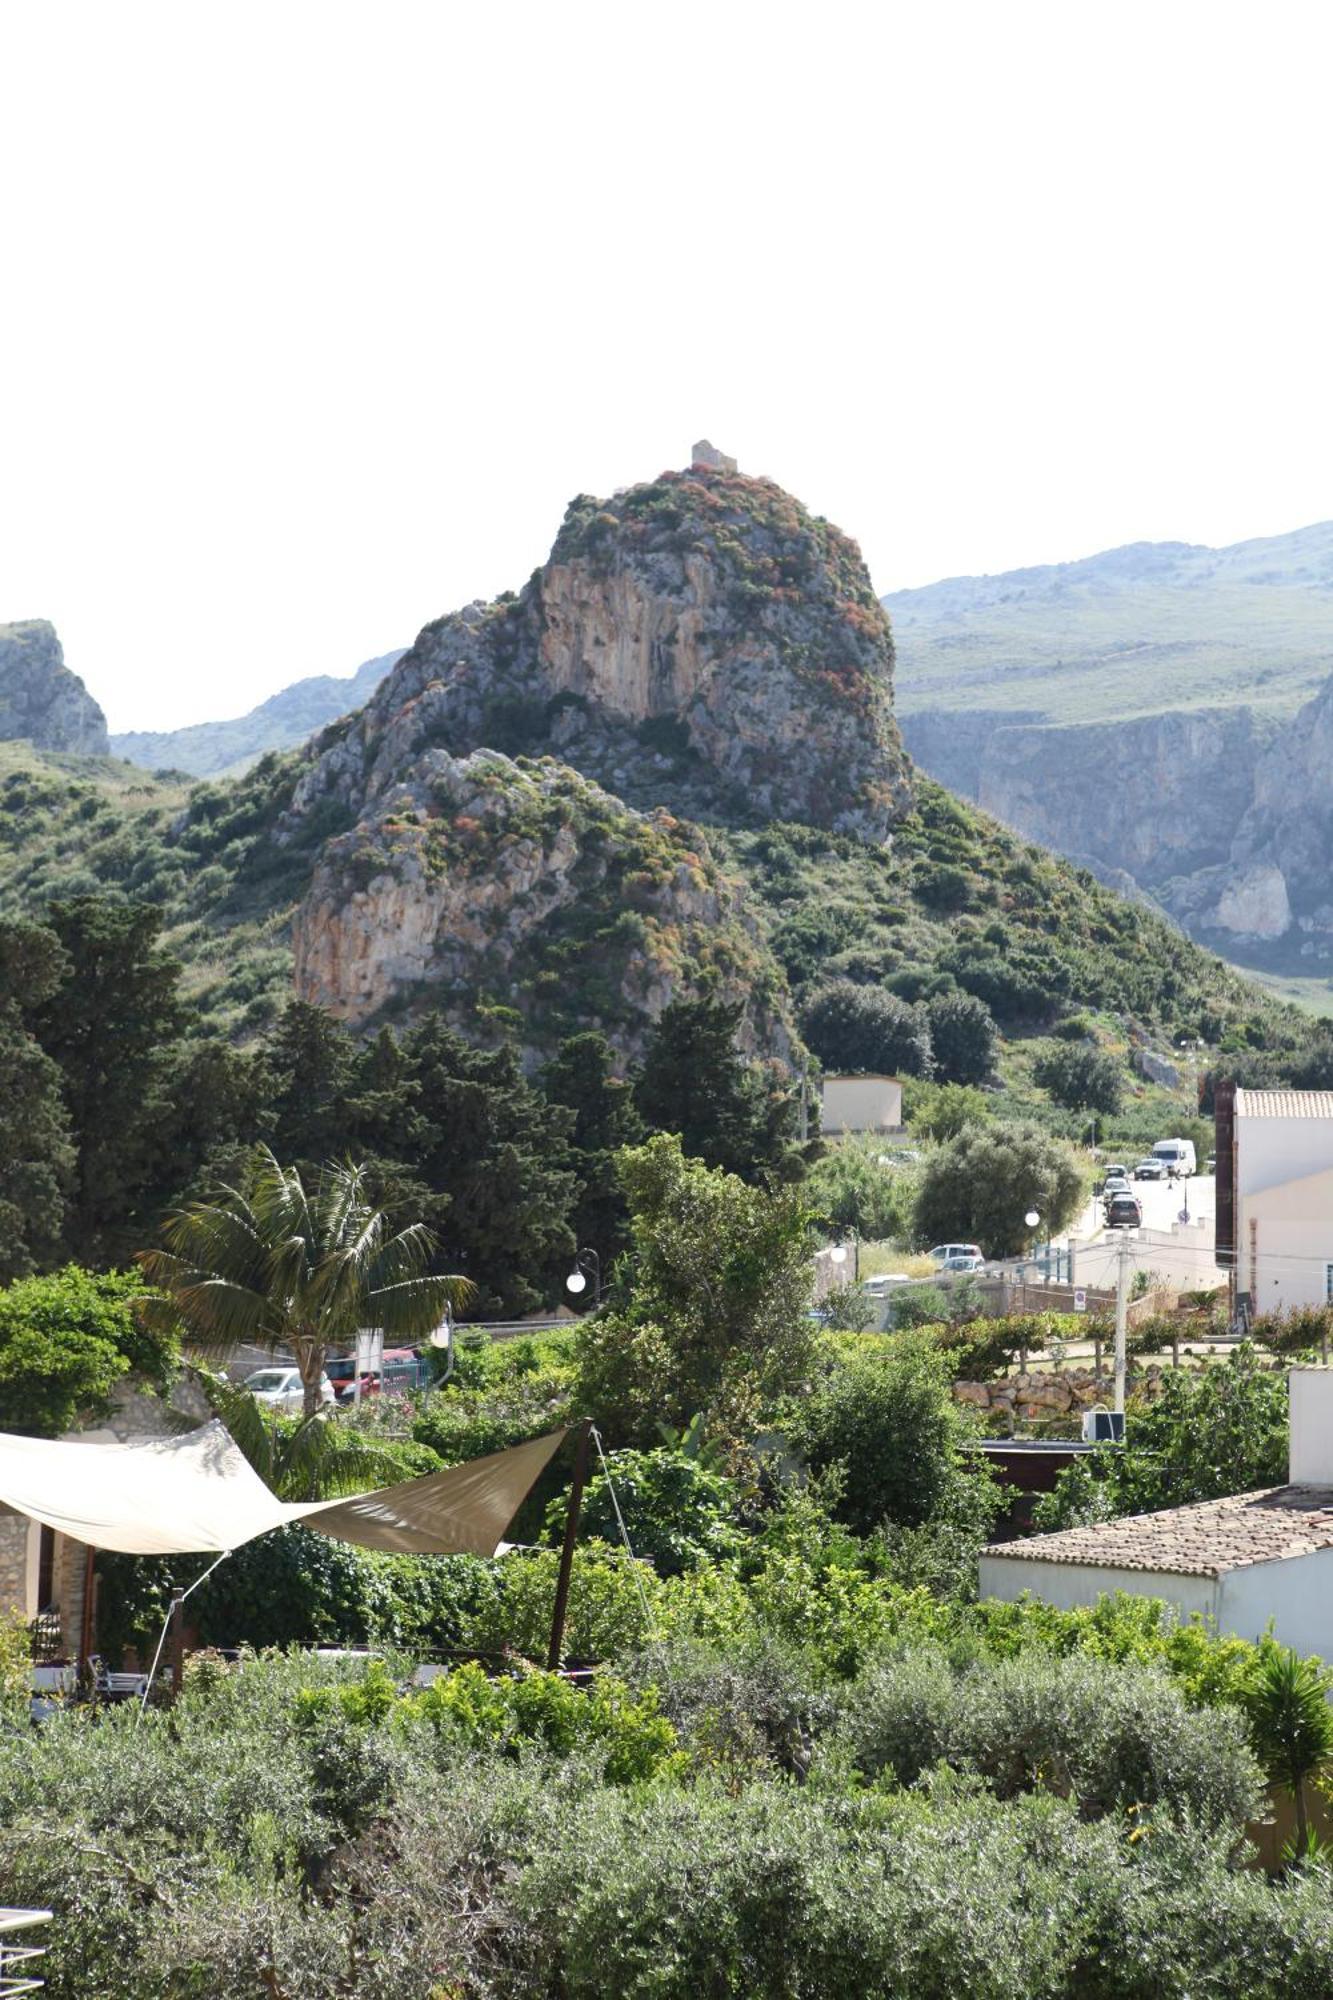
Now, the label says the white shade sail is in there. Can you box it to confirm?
[0,1420,567,1558]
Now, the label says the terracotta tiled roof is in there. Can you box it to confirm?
[983,1485,1333,1579]
[1235,1089,1333,1120]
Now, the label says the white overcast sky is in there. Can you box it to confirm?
[3,0,1332,730]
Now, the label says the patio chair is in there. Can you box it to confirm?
[88,1655,151,1702]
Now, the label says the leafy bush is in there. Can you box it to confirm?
[403,1660,680,1783]
[782,1337,978,1536]
[802,979,934,1077]
[1033,1040,1126,1115]
[903,1077,992,1140]
[97,1531,504,1659]
[547,1446,743,1575]
[806,1132,918,1240]
[913,1121,1085,1258]
[925,989,998,1085]
[0,1265,176,1436]
[1034,1346,1287,1531]
[840,1649,1264,1826]
[460,1541,662,1663]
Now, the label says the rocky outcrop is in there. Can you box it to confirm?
[0,621,108,755]
[293,748,796,1059]
[288,466,912,848]
[277,464,914,1047]
[901,705,1262,888]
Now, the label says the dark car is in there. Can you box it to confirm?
[1104,1192,1143,1229]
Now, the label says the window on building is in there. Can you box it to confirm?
[1325,1263,1333,1304]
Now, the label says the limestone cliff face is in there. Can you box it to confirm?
[292,748,795,1059]
[0,621,109,755]
[279,463,914,1050]
[901,706,1261,888]
[903,680,1333,965]
[288,466,911,845]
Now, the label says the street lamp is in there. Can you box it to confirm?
[565,1246,603,1307]
[426,1305,454,1390]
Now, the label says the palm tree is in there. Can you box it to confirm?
[1241,1642,1333,1853]
[140,1148,473,1418]
[200,1371,413,1499]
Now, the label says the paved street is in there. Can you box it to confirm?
[1068,1172,1225,1294]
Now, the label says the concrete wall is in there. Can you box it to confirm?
[1289,1368,1333,1483]
[1238,1112,1333,1201]
[1069,1222,1226,1295]
[977,1555,1218,1622]
[820,1076,903,1135]
[1217,1546,1333,1657]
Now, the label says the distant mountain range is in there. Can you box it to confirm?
[109,650,405,777]
[888,521,1333,980]
[887,520,1333,727]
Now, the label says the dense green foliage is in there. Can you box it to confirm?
[634,995,806,1183]
[0,1265,174,1437]
[801,979,933,1078]
[1033,1039,1126,1114]
[1035,1347,1288,1530]
[781,1336,992,1538]
[0,920,73,1275]
[805,1132,918,1239]
[573,1135,817,1441]
[913,1120,1085,1257]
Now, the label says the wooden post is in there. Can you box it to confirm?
[547,1420,592,1672]
[78,1545,96,1675]
[169,1588,185,1700]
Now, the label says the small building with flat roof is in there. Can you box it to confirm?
[820,1074,903,1136]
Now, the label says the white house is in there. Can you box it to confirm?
[1215,1086,1333,1315]
[978,1368,1333,1659]
[820,1074,903,1136]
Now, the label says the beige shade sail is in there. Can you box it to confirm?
[0,1420,567,1558]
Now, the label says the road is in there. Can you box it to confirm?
[1066,1173,1225,1294]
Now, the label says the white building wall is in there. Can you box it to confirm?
[1289,1369,1333,1482]
[1237,1113,1333,1201]
[1217,1547,1333,1658]
[1235,1165,1333,1313]
[977,1555,1218,1622]
[820,1076,903,1135]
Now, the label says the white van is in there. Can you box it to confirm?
[1151,1137,1196,1179]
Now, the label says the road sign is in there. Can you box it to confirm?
[1073,1287,1088,1311]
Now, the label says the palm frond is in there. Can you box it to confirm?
[274,1412,411,1502]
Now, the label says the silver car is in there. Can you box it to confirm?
[243,1366,335,1412]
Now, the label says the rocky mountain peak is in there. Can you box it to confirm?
[0,621,109,756]
[290,463,911,844]
[279,460,912,1047]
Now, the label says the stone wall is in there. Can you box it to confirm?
[953,1365,1180,1422]
[0,1508,27,1616]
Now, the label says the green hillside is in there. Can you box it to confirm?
[0,736,1304,1078]
[887,519,1333,724]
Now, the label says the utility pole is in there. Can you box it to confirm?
[1114,1230,1132,1416]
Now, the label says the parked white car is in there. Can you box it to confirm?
[928,1242,984,1266]
[243,1366,335,1412]
[1152,1137,1197,1178]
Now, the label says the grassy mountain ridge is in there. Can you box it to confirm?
[887,519,1333,724]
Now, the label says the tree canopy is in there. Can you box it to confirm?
[913,1121,1085,1258]
[801,981,933,1079]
